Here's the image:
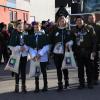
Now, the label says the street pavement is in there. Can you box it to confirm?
[0,64,100,100]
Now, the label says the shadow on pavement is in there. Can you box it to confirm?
[0,84,100,100]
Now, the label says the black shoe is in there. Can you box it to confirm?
[34,77,39,93]
[57,82,63,92]
[22,86,27,93]
[22,89,27,93]
[64,85,68,89]
[57,87,63,92]
[14,85,19,93]
[34,88,40,93]
[87,85,93,89]
[77,85,85,89]
[57,85,63,92]
[94,80,99,85]
[64,81,69,89]
[42,86,48,92]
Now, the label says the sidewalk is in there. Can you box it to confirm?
[0,64,12,80]
[0,64,100,100]
[0,63,79,94]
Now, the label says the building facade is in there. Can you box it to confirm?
[0,0,6,5]
[7,0,16,8]
[29,0,55,22]
[16,0,30,22]
[16,0,30,11]
[0,0,55,24]
[0,0,29,24]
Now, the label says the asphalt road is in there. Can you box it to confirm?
[0,78,100,100]
[0,63,100,100]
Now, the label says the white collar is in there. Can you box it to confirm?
[23,32,28,35]
[35,32,42,36]
[58,27,65,29]
[34,30,45,36]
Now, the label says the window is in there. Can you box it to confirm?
[9,11,13,22]
[23,13,29,21]
[13,11,17,21]
[7,0,16,3]
[23,13,26,21]
[26,13,28,21]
